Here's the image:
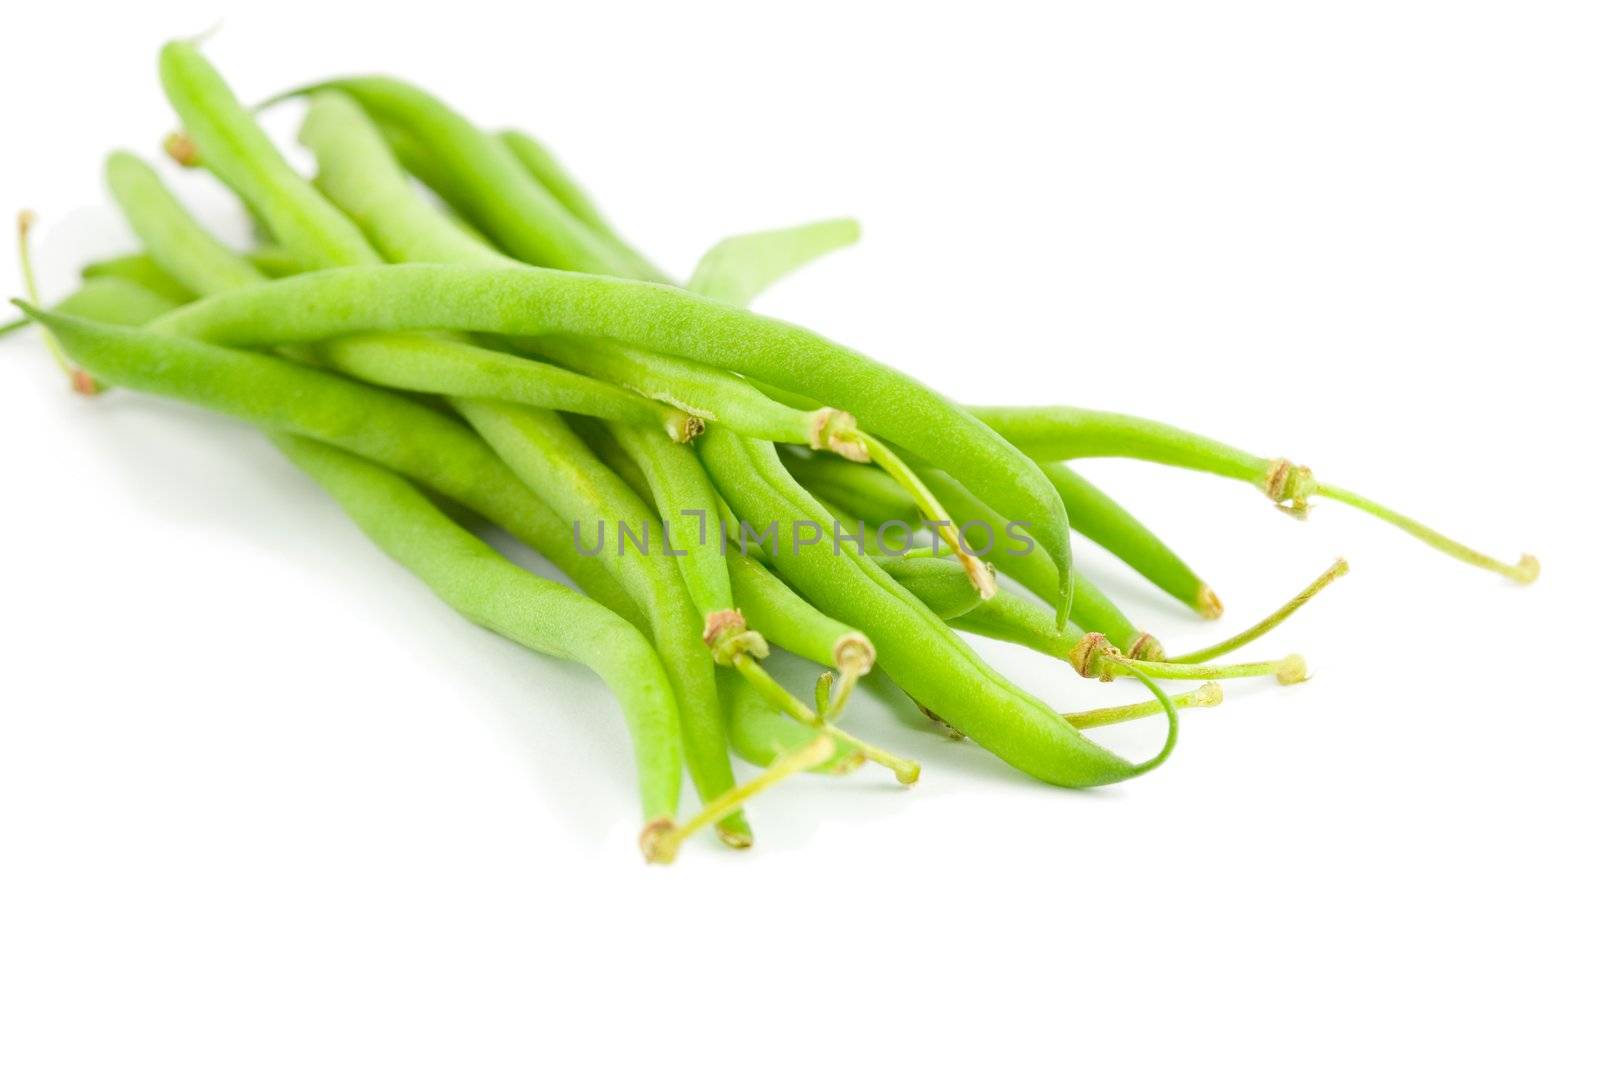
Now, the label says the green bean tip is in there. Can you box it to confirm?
[638,817,680,864]
[918,703,966,740]
[825,750,869,775]
[1067,632,1117,682]
[832,632,876,676]
[1275,654,1309,685]
[163,130,201,167]
[715,823,755,849]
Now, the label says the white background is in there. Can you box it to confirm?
[2,2,1595,1062]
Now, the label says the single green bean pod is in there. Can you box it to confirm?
[972,405,1539,585]
[275,434,683,840]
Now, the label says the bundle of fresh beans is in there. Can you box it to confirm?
[5,40,1539,862]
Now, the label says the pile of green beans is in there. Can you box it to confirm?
[6,40,1538,862]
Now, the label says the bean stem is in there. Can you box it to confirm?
[1167,558,1348,665]
[641,734,836,864]
[1070,633,1307,686]
[1316,482,1539,584]
[973,405,1537,585]
[847,431,995,598]
[1065,682,1222,730]
[16,212,99,394]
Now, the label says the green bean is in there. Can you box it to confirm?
[608,422,747,627]
[1041,462,1219,618]
[686,218,861,307]
[106,150,268,293]
[160,41,380,270]
[497,129,662,281]
[325,333,703,441]
[300,93,506,269]
[80,251,196,303]
[972,405,1539,584]
[871,551,985,619]
[533,336,860,451]
[699,426,1175,787]
[273,433,683,840]
[457,401,754,845]
[269,76,657,280]
[724,551,876,696]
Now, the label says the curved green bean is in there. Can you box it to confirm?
[725,551,876,690]
[1042,462,1219,618]
[106,150,272,293]
[160,41,380,270]
[972,405,1539,584]
[275,433,682,835]
[497,128,660,279]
